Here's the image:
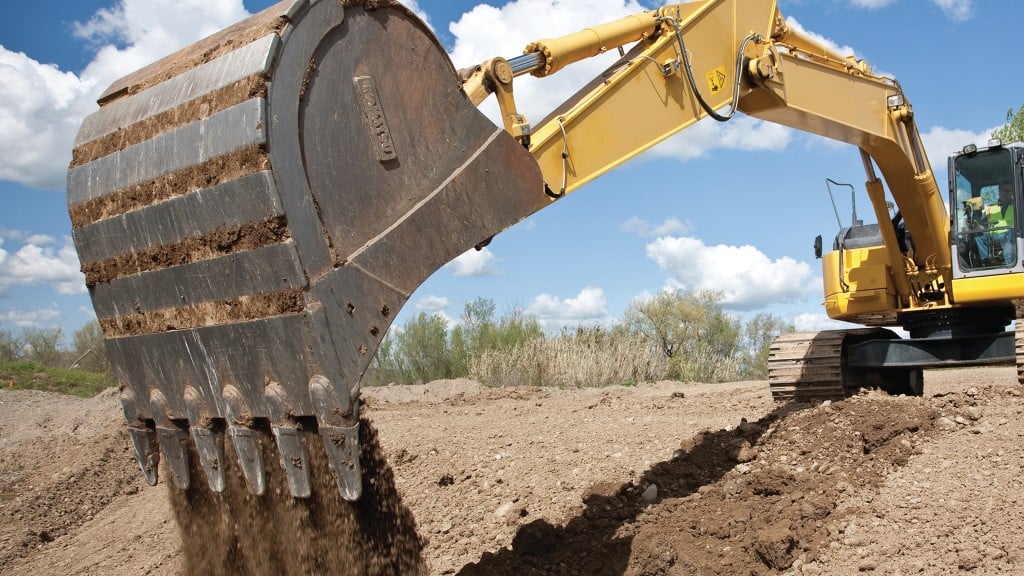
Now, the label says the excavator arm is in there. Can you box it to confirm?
[464,0,949,310]
[67,0,954,501]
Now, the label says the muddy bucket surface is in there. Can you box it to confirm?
[67,0,544,499]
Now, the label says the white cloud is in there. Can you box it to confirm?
[0,305,63,329]
[526,286,611,329]
[849,0,973,22]
[430,310,455,327]
[0,0,253,191]
[448,0,647,125]
[645,236,816,310]
[0,47,96,189]
[73,0,249,81]
[647,115,793,162]
[921,125,1000,173]
[25,234,56,246]
[0,228,25,241]
[791,312,860,332]
[622,216,690,237]
[849,0,896,9]
[931,0,973,21]
[447,247,501,277]
[414,294,450,312]
[628,289,655,306]
[0,236,86,295]
[783,17,859,60]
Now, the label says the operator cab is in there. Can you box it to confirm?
[950,141,1024,277]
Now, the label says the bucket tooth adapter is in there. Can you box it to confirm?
[67,0,544,500]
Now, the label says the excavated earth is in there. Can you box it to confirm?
[1,367,1022,575]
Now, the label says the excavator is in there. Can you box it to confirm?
[67,0,1024,502]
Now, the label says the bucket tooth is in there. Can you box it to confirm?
[127,426,160,486]
[191,426,227,492]
[184,386,227,492]
[229,426,266,495]
[309,375,354,423]
[265,383,312,497]
[272,426,311,498]
[310,375,361,500]
[155,425,191,489]
[320,424,361,502]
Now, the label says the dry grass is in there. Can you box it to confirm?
[469,329,667,388]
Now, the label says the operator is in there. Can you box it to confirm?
[975,183,1016,265]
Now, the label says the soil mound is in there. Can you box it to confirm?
[460,391,942,575]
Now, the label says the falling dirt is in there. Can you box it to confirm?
[170,419,426,576]
[1,368,1023,575]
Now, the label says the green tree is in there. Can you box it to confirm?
[70,320,110,374]
[22,326,65,367]
[738,312,794,379]
[460,296,498,355]
[450,298,542,375]
[365,298,545,386]
[992,105,1024,143]
[625,290,740,382]
[363,330,409,386]
[493,305,543,350]
[0,326,20,362]
[395,312,452,383]
[448,297,497,376]
[448,325,470,378]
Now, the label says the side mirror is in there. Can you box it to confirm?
[813,235,823,259]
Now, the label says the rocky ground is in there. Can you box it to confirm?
[0,367,1021,575]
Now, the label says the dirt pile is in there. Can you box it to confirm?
[458,391,942,575]
[0,389,139,568]
[0,369,1021,575]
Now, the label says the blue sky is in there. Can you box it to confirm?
[0,0,1017,341]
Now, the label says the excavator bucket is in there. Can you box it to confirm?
[67,0,545,500]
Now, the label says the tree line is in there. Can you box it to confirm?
[0,320,109,374]
[365,291,793,388]
[3,290,790,389]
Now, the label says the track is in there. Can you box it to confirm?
[1016,318,1024,385]
[768,328,903,402]
[767,331,847,402]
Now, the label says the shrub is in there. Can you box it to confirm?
[624,290,741,382]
